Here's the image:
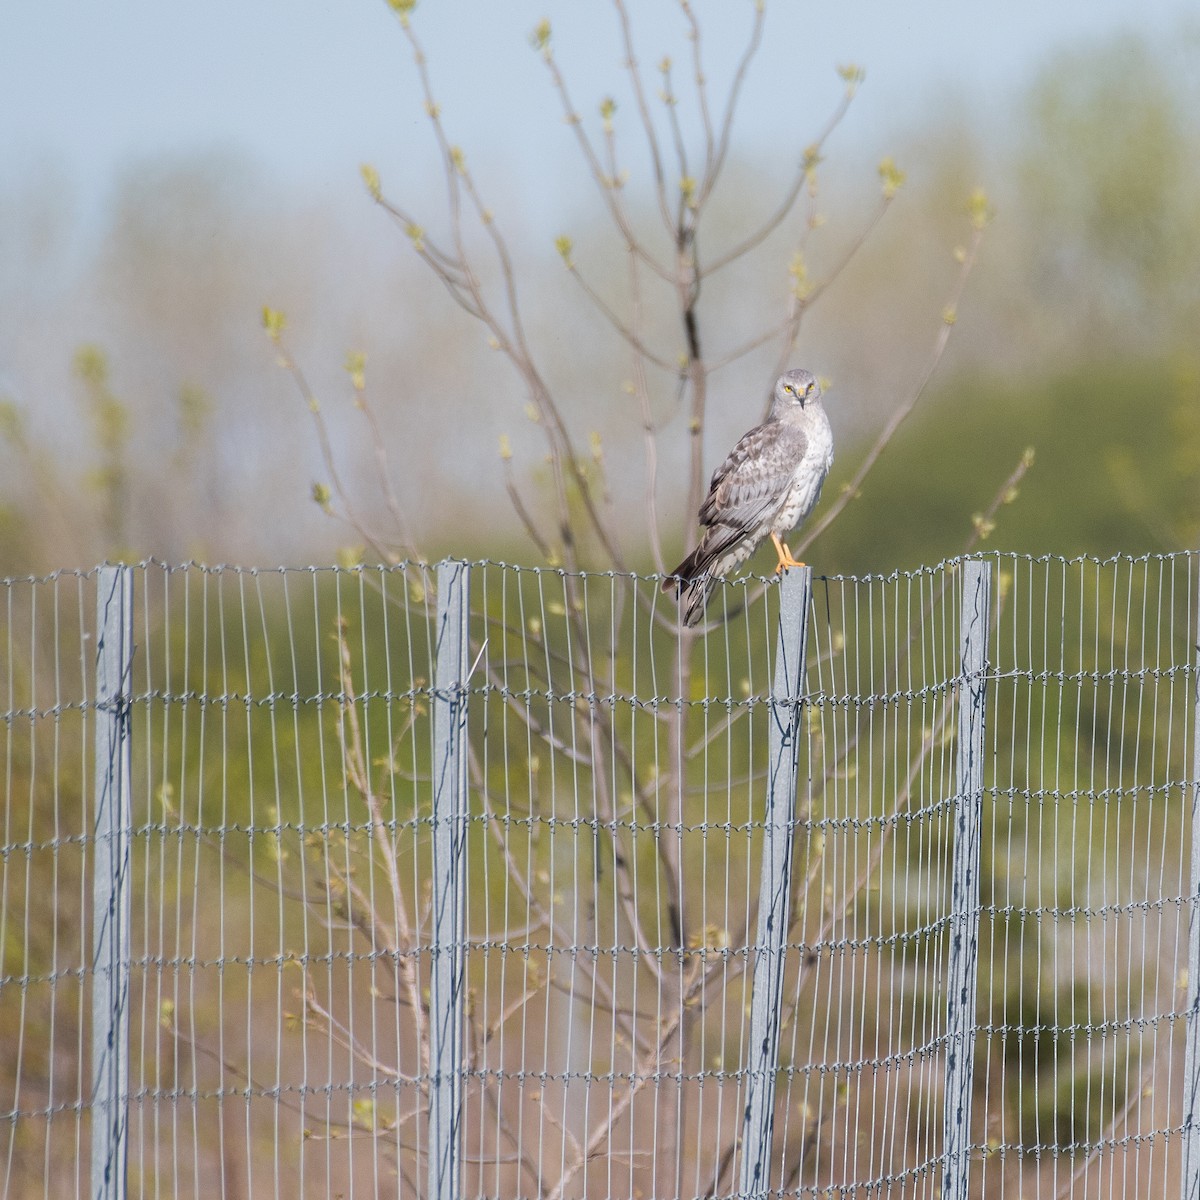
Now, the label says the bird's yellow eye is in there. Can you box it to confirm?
[784,384,794,394]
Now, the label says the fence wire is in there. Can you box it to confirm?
[0,553,1197,1199]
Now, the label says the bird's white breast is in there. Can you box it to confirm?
[773,409,833,535]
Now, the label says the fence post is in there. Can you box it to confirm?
[737,565,812,1200]
[428,561,471,1200]
[91,565,134,1200]
[941,558,991,1200]
[1182,555,1200,1200]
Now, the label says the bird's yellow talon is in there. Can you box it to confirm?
[770,532,805,572]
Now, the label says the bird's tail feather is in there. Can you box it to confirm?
[663,542,724,626]
[663,542,717,590]
[678,575,716,627]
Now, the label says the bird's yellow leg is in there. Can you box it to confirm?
[770,532,806,573]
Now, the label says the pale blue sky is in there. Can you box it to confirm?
[1,0,1197,561]
[3,0,1196,234]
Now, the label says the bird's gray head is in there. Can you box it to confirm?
[770,368,821,418]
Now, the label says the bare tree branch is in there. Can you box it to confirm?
[539,25,673,281]
[562,260,678,371]
[611,0,675,235]
[699,0,767,206]
[707,81,858,272]
[796,220,988,556]
[678,0,716,179]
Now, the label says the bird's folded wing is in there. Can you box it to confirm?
[699,423,809,538]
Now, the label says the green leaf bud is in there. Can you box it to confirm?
[360,163,382,202]
[878,156,906,200]
[836,63,865,93]
[967,186,993,230]
[344,350,366,391]
[262,307,287,341]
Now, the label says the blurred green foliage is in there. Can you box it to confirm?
[1020,35,1200,349]
[819,355,1200,573]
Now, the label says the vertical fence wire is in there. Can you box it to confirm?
[978,553,1198,1197]
[763,563,966,1196]
[0,571,91,1199]
[4,554,1200,1199]
[1182,549,1200,1200]
[121,562,447,1197]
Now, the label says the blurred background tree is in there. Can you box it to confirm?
[0,20,1198,574]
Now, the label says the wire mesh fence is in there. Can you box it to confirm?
[1,553,1198,1199]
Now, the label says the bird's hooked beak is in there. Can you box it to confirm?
[781,377,816,408]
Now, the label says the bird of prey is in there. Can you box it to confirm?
[663,368,833,627]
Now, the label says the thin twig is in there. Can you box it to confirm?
[501,457,554,559]
[611,0,674,234]
[539,27,671,280]
[302,983,415,1084]
[796,220,987,557]
[660,58,691,193]
[709,197,891,374]
[700,0,767,206]
[393,18,627,572]
[563,263,677,371]
[678,0,715,178]
[707,82,857,272]
[271,335,401,565]
[351,379,423,561]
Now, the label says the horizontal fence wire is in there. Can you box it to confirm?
[979,553,1199,1199]
[0,553,1196,1199]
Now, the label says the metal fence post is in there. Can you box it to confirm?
[428,561,471,1200]
[737,565,812,1200]
[1181,554,1200,1200]
[91,565,134,1200]
[941,558,991,1200]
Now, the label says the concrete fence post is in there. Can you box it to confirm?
[428,561,471,1200]
[91,565,135,1200]
[941,558,992,1200]
[737,565,812,1199]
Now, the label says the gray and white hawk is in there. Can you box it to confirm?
[664,368,833,627]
